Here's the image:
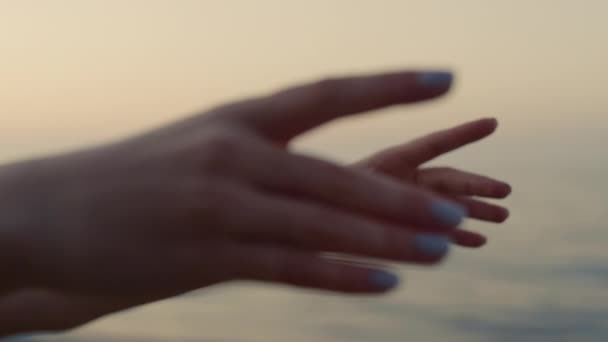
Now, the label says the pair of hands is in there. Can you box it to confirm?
[0,70,510,335]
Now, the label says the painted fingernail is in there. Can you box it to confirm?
[431,200,467,227]
[417,71,453,88]
[369,270,400,289]
[415,234,450,257]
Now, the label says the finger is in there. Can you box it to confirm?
[215,70,453,142]
[230,243,401,294]
[217,137,467,230]
[418,167,512,198]
[362,118,498,171]
[450,229,487,248]
[274,154,467,230]
[217,187,451,265]
[455,197,510,223]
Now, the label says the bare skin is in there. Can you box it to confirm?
[0,118,511,337]
[0,71,510,336]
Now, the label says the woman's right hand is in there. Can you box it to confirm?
[4,70,466,300]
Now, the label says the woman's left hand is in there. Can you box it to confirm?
[354,117,511,248]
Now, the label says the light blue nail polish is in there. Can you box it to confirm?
[369,270,400,289]
[431,200,467,226]
[417,71,453,88]
[415,234,450,257]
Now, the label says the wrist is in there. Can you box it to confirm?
[0,160,46,294]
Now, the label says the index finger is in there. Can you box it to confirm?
[364,118,498,170]
[398,118,499,166]
[216,70,454,142]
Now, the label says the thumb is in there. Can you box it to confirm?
[216,70,454,143]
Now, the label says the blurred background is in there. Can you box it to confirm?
[1,0,607,341]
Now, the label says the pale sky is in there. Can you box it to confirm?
[1,0,607,164]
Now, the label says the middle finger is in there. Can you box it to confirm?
[226,138,467,231]
[222,187,451,264]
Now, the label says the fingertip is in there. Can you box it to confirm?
[475,237,488,248]
[414,234,451,257]
[492,182,512,198]
[452,231,488,248]
[416,71,454,89]
[453,117,498,142]
[477,117,499,134]
[482,117,498,126]
[487,117,499,132]
[430,200,468,227]
[369,270,400,291]
[496,207,510,223]
[471,234,487,247]
[415,71,454,98]
[502,183,513,197]
[486,206,510,223]
[462,237,488,248]
[409,234,453,266]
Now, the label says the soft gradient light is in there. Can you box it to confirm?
[2,1,608,341]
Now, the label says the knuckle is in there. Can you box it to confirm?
[319,164,362,199]
[188,181,236,229]
[291,157,360,203]
[204,129,242,154]
[395,185,415,206]
[197,128,246,171]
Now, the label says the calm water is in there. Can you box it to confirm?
[8,126,608,342]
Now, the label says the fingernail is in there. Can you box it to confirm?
[431,200,467,227]
[417,71,453,88]
[415,234,450,257]
[369,270,400,289]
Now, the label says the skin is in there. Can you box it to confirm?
[0,71,511,336]
[0,118,511,337]
[356,117,511,247]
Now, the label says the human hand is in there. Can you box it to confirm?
[0,120,512,337]
[4,70,466,300]
[354,118,511,248]
[0,119,512,337]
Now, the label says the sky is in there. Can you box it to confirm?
[2,1,608,341]
[1,0,607,163]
